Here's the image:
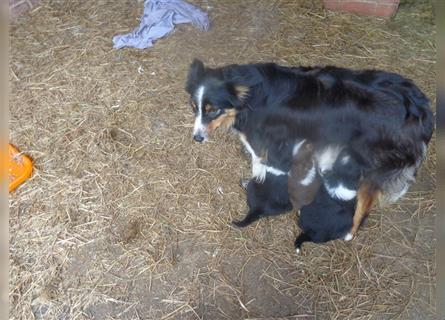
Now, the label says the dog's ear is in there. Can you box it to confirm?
[185,59,205,93]
[226,82,245,109]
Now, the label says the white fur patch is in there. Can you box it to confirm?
[239,134,256,159]
[252,158,287,182]
[340,155,350,165]
[265,165,287,176]
[252,158,267,182]
[296,248,301,255]
[315,145,343,175]
[379,142,427,205]
[239,134,266,182]
[239,134,287,182]
[379,165,416,204]
[325,183,357,201]
[292,140,306,156]
[299,163,317,186]
[193,86,207,139]
[343,233,353,241]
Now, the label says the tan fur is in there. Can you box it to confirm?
[235,85,249,100]
[288,143,322,210]
[207,109,238,132]
[350,182,381,236]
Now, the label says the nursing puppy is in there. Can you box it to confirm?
[232,123,321,227]
[288,142,322,211]
[231,130,293,227]
[295,148,365,253]
[232,172,293,227]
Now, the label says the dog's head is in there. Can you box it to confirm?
[185,59,248,142]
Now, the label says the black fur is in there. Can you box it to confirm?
[295,148,365,252]
[232,173,292,228]
[186,60,434,225]
[185,61,433,145]
[295,185,355,251]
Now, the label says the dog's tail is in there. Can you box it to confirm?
[364,142,426,205]
[364,90,431,205]
[366,166,416,205]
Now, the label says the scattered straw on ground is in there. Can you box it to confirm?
[10,0,436,319]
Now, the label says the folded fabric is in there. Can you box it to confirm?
[113,0,210,49]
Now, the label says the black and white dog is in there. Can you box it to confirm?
[232,108,367,254]
[295,148,366,253]
[185,59,434,236]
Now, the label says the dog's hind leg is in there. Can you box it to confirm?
[231,209,263,227]
[294,232,311,254]
[350,182,380,237]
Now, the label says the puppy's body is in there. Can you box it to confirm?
[233,134,322,227]
[232,173,292,227]
[288,143,322,211]
[295,148,364,252]
[231,130,294,227]
[295,185,355,253]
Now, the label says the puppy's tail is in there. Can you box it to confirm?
[231,209,263,228]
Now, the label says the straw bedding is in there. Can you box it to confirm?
[10,0,436,319]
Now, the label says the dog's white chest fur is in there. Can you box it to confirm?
[238,134,287,182]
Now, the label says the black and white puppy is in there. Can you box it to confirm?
[231,128,294,227]
[231,109,322,227]
[295,148,365,253]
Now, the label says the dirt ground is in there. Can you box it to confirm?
[9,0,436,319]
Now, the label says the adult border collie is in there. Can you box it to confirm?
[185,59,434,237]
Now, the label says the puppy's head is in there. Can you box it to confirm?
[185,59,248,142]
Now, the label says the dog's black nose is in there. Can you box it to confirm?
[193,134,204,142]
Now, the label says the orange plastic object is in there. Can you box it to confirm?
[8,144,33,192]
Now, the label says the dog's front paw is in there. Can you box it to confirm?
[343,233,353,241]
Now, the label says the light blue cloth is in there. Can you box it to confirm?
[113,0,210,49]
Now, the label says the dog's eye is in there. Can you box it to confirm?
[207,108,222,118]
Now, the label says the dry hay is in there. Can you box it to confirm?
[9,0,436,319]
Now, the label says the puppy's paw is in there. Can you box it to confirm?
[343,233,353,241]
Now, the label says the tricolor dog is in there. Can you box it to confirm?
[185,59,434,237]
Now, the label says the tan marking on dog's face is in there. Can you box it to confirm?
[207,109,238,132]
